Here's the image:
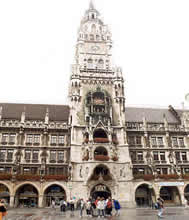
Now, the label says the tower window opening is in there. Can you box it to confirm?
[98,59,104,69]
[93,129,108,143]
[88,58,93,68]
[92,14,95,19]
[94,147,108,156]
[90,34,94,41]
[96,35,100,41]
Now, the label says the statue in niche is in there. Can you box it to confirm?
[68,163,73,180]
[146,151,152,165]
[89,145,93,160]
[119,165,126,178]
[81,145,86,160]
[86,166,89,177]
[79,165,83,178]
[168,151,175,164]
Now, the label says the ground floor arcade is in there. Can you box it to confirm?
[0,181,189,208]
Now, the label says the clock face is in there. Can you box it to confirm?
[91,46,100,52]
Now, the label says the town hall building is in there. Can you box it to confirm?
[0,1,189,208]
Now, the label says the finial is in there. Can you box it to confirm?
[45,108,49,124]
[89,0,95,10]
[21,110,25,124]
[0,106,2,120]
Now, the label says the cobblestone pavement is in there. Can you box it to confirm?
[4,207,189,220]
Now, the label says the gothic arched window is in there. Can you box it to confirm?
[98,59,104,69]
[90,34,94,41]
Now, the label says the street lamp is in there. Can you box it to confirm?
[148,184,153,208]
[67,182,73,199]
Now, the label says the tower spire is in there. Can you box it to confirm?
[89,0,95,10]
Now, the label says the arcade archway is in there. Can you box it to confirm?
[90,184,111,200]
[0,184,10,205]
[15,184,39,207]
[44,184,66,207]
[135,184,155,207]
[160,186,181,205]
[184,184,189,201]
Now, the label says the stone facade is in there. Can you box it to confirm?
[0,1,189,208]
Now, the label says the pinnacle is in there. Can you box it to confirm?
[89,0,95,10]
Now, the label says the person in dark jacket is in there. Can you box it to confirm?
[113,199,121,216]
[0,200,7,220]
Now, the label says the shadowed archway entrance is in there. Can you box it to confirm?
[135,184,155,207]
[15,184,38,208]
[160,186,181,206]
[44,184,66,207]
[90,184,111,200]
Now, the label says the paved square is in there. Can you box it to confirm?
[4,207,189,220]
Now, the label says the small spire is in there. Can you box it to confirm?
[45,108,49,124]
[89,0,95,10]
[0,106,2,120]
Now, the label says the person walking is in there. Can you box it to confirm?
[51,199,55,210]
[97,197,105,218]
[156,197,164,218]
[113,199,121,216]
[79,198,85,218]
[106,198,113,216]
[70,197,75,216]
[86,199,92,217]
[0,200,7,220]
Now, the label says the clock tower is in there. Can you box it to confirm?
[68,1,134,206]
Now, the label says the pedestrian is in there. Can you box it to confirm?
[51,199,55,209]
[113,199,121,216]
[70,197,75,216]
[86,199,92,217]
[156,197,164,218]
[185,198,188,208]
[60,199,64,212]
[80,198,85,218]
[97,197,105,218]
[106,198,112,216]
[0,200,7,220]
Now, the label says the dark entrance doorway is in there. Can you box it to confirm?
[0,184,10,205]
[184,184,189,201]
[15,184,38,208]
[90,184,111,200]
[160,186,181,205]
[44,185,66,207]
[135,184,155,207]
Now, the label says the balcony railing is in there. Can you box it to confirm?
[157,174,179,179]
[44,175,68,181]
[16,174,41,181]
[0,174,12,180]
[94,155,109,161]
[133,174,155,181]
[94,138,109,143]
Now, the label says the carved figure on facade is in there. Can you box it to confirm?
[82,145,89,161]
[79,165,83,178]
[120,165,126,178]
[68,163,73,180]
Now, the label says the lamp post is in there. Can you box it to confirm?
[68,182,73,199]
[148,184,153,208]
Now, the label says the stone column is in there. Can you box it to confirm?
[38,195,43,208]
[9,195,14,208]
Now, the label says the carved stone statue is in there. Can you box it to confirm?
[79,165,83,178]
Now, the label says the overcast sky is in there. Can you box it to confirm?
[0,0,189,109]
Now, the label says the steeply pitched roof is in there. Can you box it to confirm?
[125,107,185,123]
[0,103,70,121]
